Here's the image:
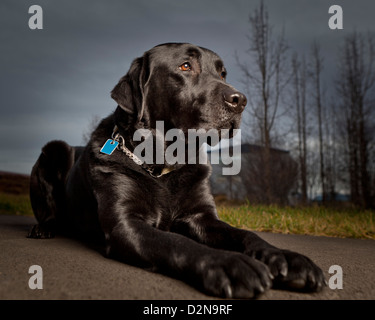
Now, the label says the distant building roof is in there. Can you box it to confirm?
[207,143,290,155]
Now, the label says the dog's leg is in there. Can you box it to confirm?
[28,141,74,239]
[105,217,273,298]
[174,213,326,292]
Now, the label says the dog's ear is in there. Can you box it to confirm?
[111,55,149,121]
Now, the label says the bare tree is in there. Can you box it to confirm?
[324,98,339,200]
[310,42,327,203]
[335,32,375,208]
[291,53,308,204]
[236,0,291,204]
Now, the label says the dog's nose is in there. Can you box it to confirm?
[223,89,247,112]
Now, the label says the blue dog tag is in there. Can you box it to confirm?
[100,139,119,155]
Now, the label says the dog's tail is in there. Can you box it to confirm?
[29,140,75,238]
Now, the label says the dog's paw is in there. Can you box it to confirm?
[274,250,327,292]
[27,223,55,239]
[247,247,288,279]
[197,252,273,299]
[248,247,326,292]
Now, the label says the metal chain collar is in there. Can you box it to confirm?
[111,126,175,178]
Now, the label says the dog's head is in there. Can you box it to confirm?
[111,43,247,143]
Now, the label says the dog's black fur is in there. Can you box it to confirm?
[28,43,325,298]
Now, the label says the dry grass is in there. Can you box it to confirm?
[0,192,33,216]
[217,203,375,239]
[0,171,33,216]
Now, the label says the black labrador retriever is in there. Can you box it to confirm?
[28,43,325,298]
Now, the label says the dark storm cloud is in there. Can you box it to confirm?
[1,0,374,173]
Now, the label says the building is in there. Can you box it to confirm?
[208,143,297,204]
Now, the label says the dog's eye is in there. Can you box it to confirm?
[220,71,227,80]
[179,62,192,71]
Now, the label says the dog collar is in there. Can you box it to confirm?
[100,126,177,178]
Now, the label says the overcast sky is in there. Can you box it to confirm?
[1,0,374,174]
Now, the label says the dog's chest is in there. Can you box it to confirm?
[149,186,182,231]
[146,167,211,231]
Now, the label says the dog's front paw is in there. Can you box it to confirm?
[274,250,327,292]
[197,252,273,299]
[247,247,288,279]
[247,248,326,292]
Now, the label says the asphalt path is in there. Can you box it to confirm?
[1,215,374,300]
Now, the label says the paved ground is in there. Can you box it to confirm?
[0,215,374,300]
